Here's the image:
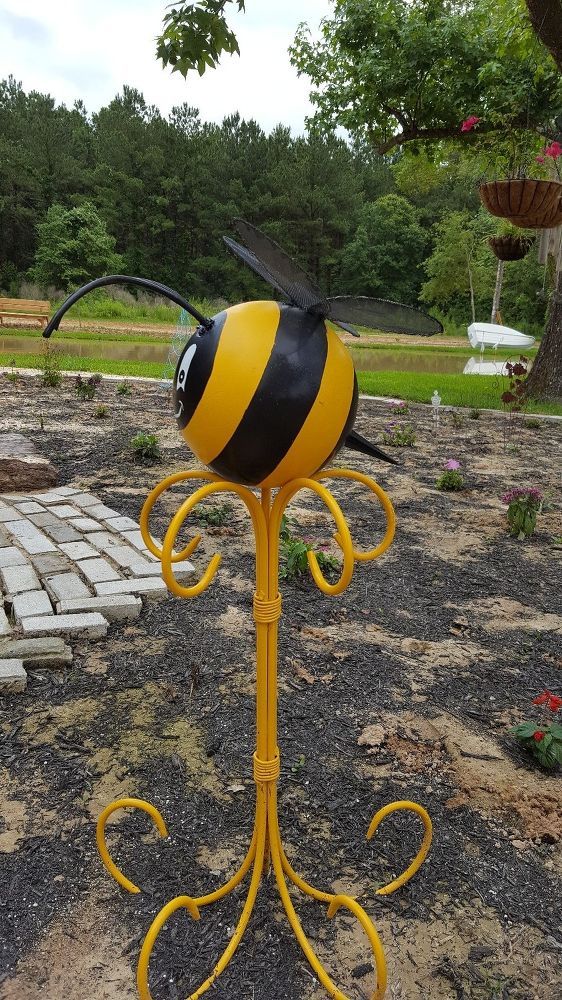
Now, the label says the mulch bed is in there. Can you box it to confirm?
[0,374,561,1000]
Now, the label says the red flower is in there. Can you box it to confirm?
[544,141,562,159]
[548,695,562,712]
[536,155,545,164]
[533,690,551,706]
[461,115,481,132]
[533,731,546,741]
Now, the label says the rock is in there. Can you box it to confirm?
[21,613,109,639]
[11,590,54,622]
[0,636,72,668]
[95,577,167,596]
[0,608,11,637]
[0,434,58,492]
[357,723,386,752]
[76,558,121,584]
[0,546,28,568]
[44,572,91,602]
[1,564,41,596]
[57,595,142,622]
[0,659,27,692]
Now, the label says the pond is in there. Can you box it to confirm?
[1,335,527,376]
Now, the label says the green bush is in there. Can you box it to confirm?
[130,432,161,464]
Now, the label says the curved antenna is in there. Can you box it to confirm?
[42,274,213,338]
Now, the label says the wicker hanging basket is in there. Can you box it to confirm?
[488,235,534,261]
[479,179,562,225]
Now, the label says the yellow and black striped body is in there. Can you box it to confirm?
[172,300,358,488]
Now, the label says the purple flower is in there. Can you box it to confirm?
[501,486,543,506]
[445,459,461,470]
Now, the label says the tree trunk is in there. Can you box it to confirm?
[491,260,504,323]
[524,1,562,73]
[466,252,476,323]
[525,268,562,399]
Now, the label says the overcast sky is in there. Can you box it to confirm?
[0,0,332,133]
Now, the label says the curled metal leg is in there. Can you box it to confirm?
[96,798,169,894]
[367,800,433,896]
[268,792,387,1000]
[136,789,268,1000]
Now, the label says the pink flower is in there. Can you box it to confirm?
[536,155,545,164]
[461,115,481,132]
[445,459,461,470]
[544,141,562,159]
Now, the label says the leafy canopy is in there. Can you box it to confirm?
[290,0,562,155]
[157,1,245,77]
[30,202,123,290]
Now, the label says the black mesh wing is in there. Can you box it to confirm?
[232,219,329,313]
[327,296,443,336]
[224,237,290,300]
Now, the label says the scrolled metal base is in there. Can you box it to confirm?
[97,470,433,999]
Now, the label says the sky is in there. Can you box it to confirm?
[0,0,333,133]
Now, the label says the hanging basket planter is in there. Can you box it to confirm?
[488,235,534,261]
[479,179,562,225]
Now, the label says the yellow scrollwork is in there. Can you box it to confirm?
[98,469,432,1000]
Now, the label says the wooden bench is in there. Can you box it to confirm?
[0,298,50,329]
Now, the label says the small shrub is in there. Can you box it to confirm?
[39,344,62,387]
[382,421,416,447]
[95,404,109,419]
[436,459,465,491]
[511,690,562,770]
[501,356,529,415]
[5,358,19,383]
[469,408,480,420]
[501,486,543,539]
[389,400,410,416]
[194,504,231,527]
[524,417,541,430]
[279,520,340,583]
[117,380,132,396]
[450,409,465,429]
[130,431,161,464]
[76,373,102,400]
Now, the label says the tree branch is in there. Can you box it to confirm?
[524,0,562,73]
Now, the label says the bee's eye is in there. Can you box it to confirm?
[176,345,197,390]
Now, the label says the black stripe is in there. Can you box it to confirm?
[210,306,328,484]
[315,374,358,473]
[173,311,227,429]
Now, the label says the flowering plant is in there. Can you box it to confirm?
[501,486,543,539]
[461,114,562,179]
[389,400,410,416]
[435,459,465,491]
[511,691,562,769]
[382,421,416,447]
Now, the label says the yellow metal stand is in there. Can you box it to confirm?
[96,469,432,1000]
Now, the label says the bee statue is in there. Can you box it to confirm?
[45,219,441,485]
[45,221,439,1000]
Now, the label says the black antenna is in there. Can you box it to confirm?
[43,275,213,338]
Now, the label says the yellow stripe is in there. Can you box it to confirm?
[260,324,354,488]
[182,301,279,464]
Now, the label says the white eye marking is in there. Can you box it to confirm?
[174,400,184,419]
[176,344,197,391]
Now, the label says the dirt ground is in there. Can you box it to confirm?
[0,374,561,1000]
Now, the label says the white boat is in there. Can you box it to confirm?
[463,357,510,376]
[467,322,536,350]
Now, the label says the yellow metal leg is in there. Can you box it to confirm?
[97,470,433,999]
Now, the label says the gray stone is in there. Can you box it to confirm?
[127,556,169,577]
[1,564,41,595]
[0,636,72,668]
[21,613,108,640]
[0,547,27,568]
[67,517,102,532]
[28,512,61,528]
[104,516,139,532]
[0,505,18,523]
[58,541,98,560]
[0,608,11,636]
[95,577,167,597]
[70,493,101,509]
[4,518,42,538]
[49,504,82,519]
[88,504,121,520]
[13,501,45,514]
[44,572,91,601]
[0,659,27,692]
[29,552,71,575]
[77,558,121,584]
[57,595,142,622]
[50,486,80,497]
[12,590,53,622]
[42,522,82,544]
[29,491,69,504]
[82,531,123,553]
[101,545,149,570]
[16,532,57,555]
[119,530,150,551]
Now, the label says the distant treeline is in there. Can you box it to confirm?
[0,78,549,330]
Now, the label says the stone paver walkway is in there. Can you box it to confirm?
[0,485,193,691]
